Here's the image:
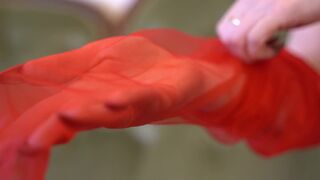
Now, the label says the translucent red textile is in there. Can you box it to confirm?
[0,29,319,179]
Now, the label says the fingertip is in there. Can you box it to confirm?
[27,115,75,151]
[61,104,109,128]
[107,90,129,106]
[61,102,134,129]
[216,20,252,61]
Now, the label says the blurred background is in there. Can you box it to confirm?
[1,0,320,179]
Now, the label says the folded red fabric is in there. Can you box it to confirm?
[0,29,319,179]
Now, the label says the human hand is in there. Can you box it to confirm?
[25,36,209,147]
[287,23,320,72]
[216,0,320,62]
[0,33,213,179]
[1,28,319,180]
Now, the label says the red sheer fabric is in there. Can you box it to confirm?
[0,29,319,179]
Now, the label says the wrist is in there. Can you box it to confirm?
[286,23,320,73]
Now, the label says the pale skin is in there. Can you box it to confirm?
[287,23,320,72]
[216,0,320,69]
[22,36,223,150]
[26,1,320,149]
[2,2,320,178]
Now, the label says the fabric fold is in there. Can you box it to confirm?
[0,29,319,179]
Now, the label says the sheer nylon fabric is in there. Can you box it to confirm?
[0,29,319,179]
